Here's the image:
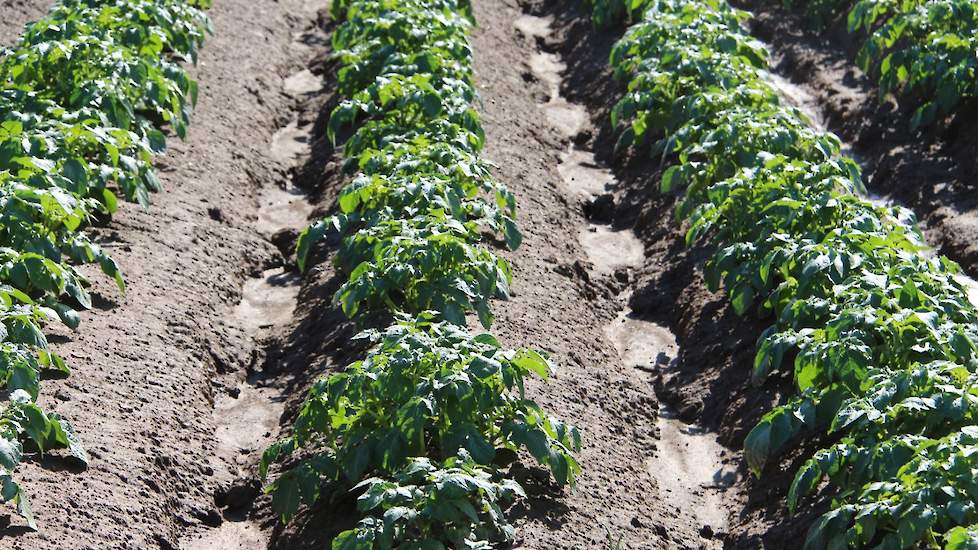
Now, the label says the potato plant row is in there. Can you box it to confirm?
[259,0,581,547]
[784,0,978,128]
[593,0,978,547]
[593,0,978,130]
[0,0,210,528]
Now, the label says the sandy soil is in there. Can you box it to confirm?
[0,0,319,548]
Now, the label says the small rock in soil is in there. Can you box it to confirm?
[584,193,614,223]
[199,507,223,527]
[154,533,177,550]
[271,227,300,257]
[573,129,592,146]
[554,263,574,278]
[572,259,592,282]
[613,267,630,284]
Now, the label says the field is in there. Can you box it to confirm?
[0,0,976,548]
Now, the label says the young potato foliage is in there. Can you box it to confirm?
[786,0,978,128]
[273,0,581,546]
[334,452,525,550]
[262,314,580,523]
[0,0,211,526]
[295,0,521,328]
[332,214,514,329]
[603,0,978,547]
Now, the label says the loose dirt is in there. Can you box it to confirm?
[182,9,325,550]
[503,11,734,546]
[0,0,46,47]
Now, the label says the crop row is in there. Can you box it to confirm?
[593,0,978,130]
[259,0,580,547]
[0,0,210,528]
[592,0,978,547]
[784,0,978,128]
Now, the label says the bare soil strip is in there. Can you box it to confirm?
[0,0,47,46]
[181,8,326,550]
[491,9,734,547]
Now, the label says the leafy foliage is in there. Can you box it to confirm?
[787,0,978,128]
[296,0,520,326]
[0,0,210,526]
[334,452,525,550]
[602,0,978,547]
[266,0,580,547]
[262,314,580,522]
[586,0,661,28]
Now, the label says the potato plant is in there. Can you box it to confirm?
[0,0,210,527]
[261,315,580,521]
[596,0,978,127]
[265,0,580,547]
[784,0,978,128]
[601,0,978,547]
[334,452,525,550]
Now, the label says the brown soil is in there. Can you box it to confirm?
[0,0,47,46]
[739,0,978,277]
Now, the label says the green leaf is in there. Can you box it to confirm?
[332,528,375,550]
[296,220,329,272]
[502,217,522,251]
[661,165,682,193]
[512,350,550,379]
[269,470,302,522]
[460,426,494,465]
[62,159,88,193]
[0,438,21,471]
